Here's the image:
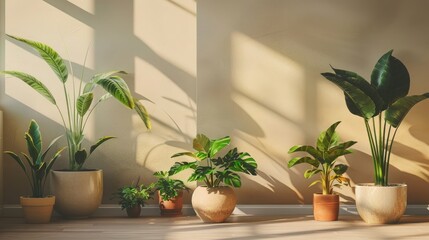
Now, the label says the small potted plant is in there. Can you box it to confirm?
[113,180,153,218]
[288,121,356,221]
[169,134,258,223]
[153,171,189,216]
[321,50,429,223]
[4,120,65,223]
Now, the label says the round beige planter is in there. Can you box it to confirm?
[191,186,236,223]
[20,196,55,224]
[355,183,407,224]
[51,170,103,218]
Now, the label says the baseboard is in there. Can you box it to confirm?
[2,204,428,218]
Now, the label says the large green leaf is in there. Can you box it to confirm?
[76,92,93,117]
[24,133,39,164]
[45,146,66,174]
[4,151,27,174]
[304,168,322,179]
[209,136,231,157]
[385,94,429,128]
[1,71,56,104]
[134,98,151,130]
[89,136,116,154]
[75,149,87,165]
[41,135,62,161]
[171,151,198,159]
[317,121,340,151]
[288,157,319,168]
[28,120,42,153]
[188,166,214,182]
[168,161,198,175]
[84,71,127,94]
[96,76,134,109]
[333,164,348,175]
[371,50,410,106]
[193,134,211,152]
[220,171,241,188]
[288,145,323,162]
[7,35,68,83]
[321,72,376,119]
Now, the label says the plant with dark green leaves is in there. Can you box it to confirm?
[169,134,257,188]
[113,180,154,210]
[288,121,356,195]
[4,120,66,198]
[1,35,151,171]
[154,171,189,201]
[322,50,429,186]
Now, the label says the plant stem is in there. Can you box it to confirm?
[364,119,380,185]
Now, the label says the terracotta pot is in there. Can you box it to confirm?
[313,193,339,221]
[355,183,407,224]
[191,186,236,223]
[20,196,55,224]
[51,169,103,218]
[158,190,183,216]
[126,205,141,218]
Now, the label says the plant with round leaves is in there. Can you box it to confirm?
[321,50,429,186]
[4,120,66,198]
[169,134,258,188]
[1,35,151,171]
[288,121,356,195]
[153,171,189,201]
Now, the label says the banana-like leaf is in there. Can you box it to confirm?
[193,134,211,152]
[89,136,116,154]
[77,92,93,117]
[321,72,376,119]
[7,35,68,83]
[333,164,348,175]
[304,168,321,179]
[209,136,231,157]
[24,133,39,164]
[171,151,197,159]
[328,141,357,153]
[371,50,410,106]
[35,162,47,180]
[326,149,353,164]
[385,94,429,128]
[4,151,27,174]
[28,120,42,153]
[96,76,134,109]
[84,71,127,94]
[317,121,340,151]
[22,153,33,168]
[168,161,198,176]
[1,71,56,104]
[75,149,87,165]
[308,180,321,188]
[195,151,208,160]
[41,135,62,161]
[288,145,323,162]
[288,157,319,168]
[46,146,66,174]
[134,98,151,130]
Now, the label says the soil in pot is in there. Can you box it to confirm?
[191,186,236,223]
[20,196,55,224]
[313,193,339,221]
[126,205,141,218]
[159,191,183,216]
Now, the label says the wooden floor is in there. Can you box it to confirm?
[1,215,429,240]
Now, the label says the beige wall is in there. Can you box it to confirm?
[1,0,429,206]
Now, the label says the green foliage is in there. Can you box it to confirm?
[321,50,429,186]
[4,120,65,197]
[288,121,356,195]
[170,134,258,188]
[2,35,151,170]
[113,180,154,210]
[153,171,189,201]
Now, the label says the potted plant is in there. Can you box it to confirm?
[113,180,154,218]
[153,171,189,216]
[1,35,151,218]
[321,50,429,223]
[4,120,65,223]
[169,134,258,223]
[288,121,356,221]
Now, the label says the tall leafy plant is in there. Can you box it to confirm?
[4,120,66,197]
[1,35,151,170]
[321,50,429,186]
[288,121,356,194]
[169,134,257,188]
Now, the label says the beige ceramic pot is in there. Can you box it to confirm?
[20,196,55,224]
[355,183,407,224]
[51,169,103,218]
[313,193,339,221]
[191,186,236,223]
[158,190,184,216]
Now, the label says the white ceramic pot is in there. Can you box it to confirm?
[51,170,103,218]
[191,186,236,223]
[355,183,407,224]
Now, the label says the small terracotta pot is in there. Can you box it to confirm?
[192,186,236,223]
[313,193,339,221]
[158,191,183,216]
[126,205,141,218]
[20,196,55,224]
